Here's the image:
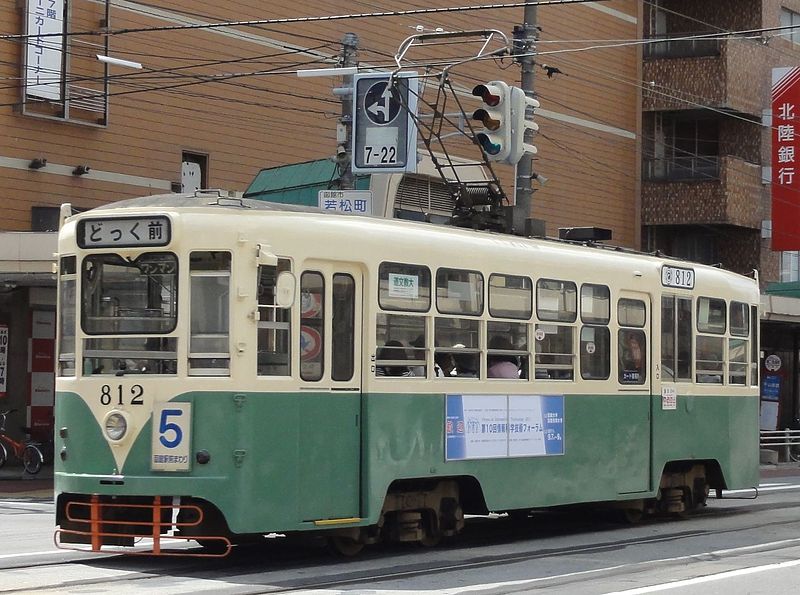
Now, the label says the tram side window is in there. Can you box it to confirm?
[487,321,528,379]
[257,259,292,376]
[696,297,725,384]
[534,279,576,380]
[435,317,480,378]
[535,324,574,380]
[536,279,577,322]
[437,268,484,315]
[378,262,431,312]
[189,252,231,376]
[661,296,692,382]
[58,256,76,377]
[300,272,324,381]
[489,274,532,319]
[332,274,355,381]
[618,299,646,385]
[728,301,749,386]
[580,284,610,380]
[376,314,425,377]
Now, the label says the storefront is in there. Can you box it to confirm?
[0,232,57,442]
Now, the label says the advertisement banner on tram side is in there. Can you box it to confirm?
[445,394,564,460]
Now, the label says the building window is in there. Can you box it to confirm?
[780,251,799,282]
[781,8,800,45]
[645,115,719,181]
[182,152,208,192]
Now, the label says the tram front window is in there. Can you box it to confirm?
[81,253,178,375]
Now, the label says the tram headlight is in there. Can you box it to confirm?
[104,411,128,441]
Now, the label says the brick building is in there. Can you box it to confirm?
[642,0,800,430]
[0,1,642,439]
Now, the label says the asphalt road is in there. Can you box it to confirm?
[1,467,799,594]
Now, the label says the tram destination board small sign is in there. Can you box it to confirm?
[78,216,171,248]
[661,265,694,289]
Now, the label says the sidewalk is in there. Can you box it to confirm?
[1,464,799,500]
[0,466,55,499]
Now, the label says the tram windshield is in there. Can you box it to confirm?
[82,253,178,334]
[80,253,178,376]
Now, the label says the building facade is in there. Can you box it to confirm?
[642,0,800,432]
[1,0,641,440]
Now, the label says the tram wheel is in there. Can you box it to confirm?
[418,527,442,548]
[621,508,644,524]
[327,536,365,557]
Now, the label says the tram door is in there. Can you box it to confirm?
[617,290,653,494]
[297,263,363,521]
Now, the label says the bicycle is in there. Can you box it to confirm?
[0,409,44,474]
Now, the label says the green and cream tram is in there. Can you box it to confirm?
[54,191,760,555]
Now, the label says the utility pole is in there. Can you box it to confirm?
[513,5,539,235]
[337,33,359,190]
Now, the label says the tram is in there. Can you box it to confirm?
[54,191,760,556]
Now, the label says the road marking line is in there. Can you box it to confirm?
[603,557,800,594]
[0,550,64,560]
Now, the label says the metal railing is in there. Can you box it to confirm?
[760,428,800,463]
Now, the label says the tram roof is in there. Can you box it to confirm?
[81,192,757,293]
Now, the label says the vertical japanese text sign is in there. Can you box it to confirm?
[772,67,800,251]
[0,324,8,398]
[25,0,66,101]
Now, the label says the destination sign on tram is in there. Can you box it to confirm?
[78,216,171,248]
[661,265,695,289]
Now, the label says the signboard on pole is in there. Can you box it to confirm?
[352,73,418,174]
[318,189,373,215]
[0,324,8,398]
[771,67,800,250]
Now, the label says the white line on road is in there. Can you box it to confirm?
[295,538,800,595]
[603,557,800,594]
[0,550,64,560]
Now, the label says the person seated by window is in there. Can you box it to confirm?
[621,332,643,371]
[434,351,456,377]
[376,340,414,377]
[487,336,520,379]
[452,344,479,378]
[620,331,645,383]
[408,335,427,377]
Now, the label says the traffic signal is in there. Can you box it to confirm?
[471,81,511,162]
[508,86,539,165]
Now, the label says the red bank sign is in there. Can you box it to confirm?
[772,67,800,251]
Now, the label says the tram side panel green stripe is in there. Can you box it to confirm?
[55,392,116,480]
[651,394,759,489]
[167,391,302,533]
[361,393,652,516]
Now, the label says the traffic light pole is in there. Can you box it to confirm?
[513,5,538,235]
[337,33,359,190]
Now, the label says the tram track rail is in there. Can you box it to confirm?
[5,500,800,594]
